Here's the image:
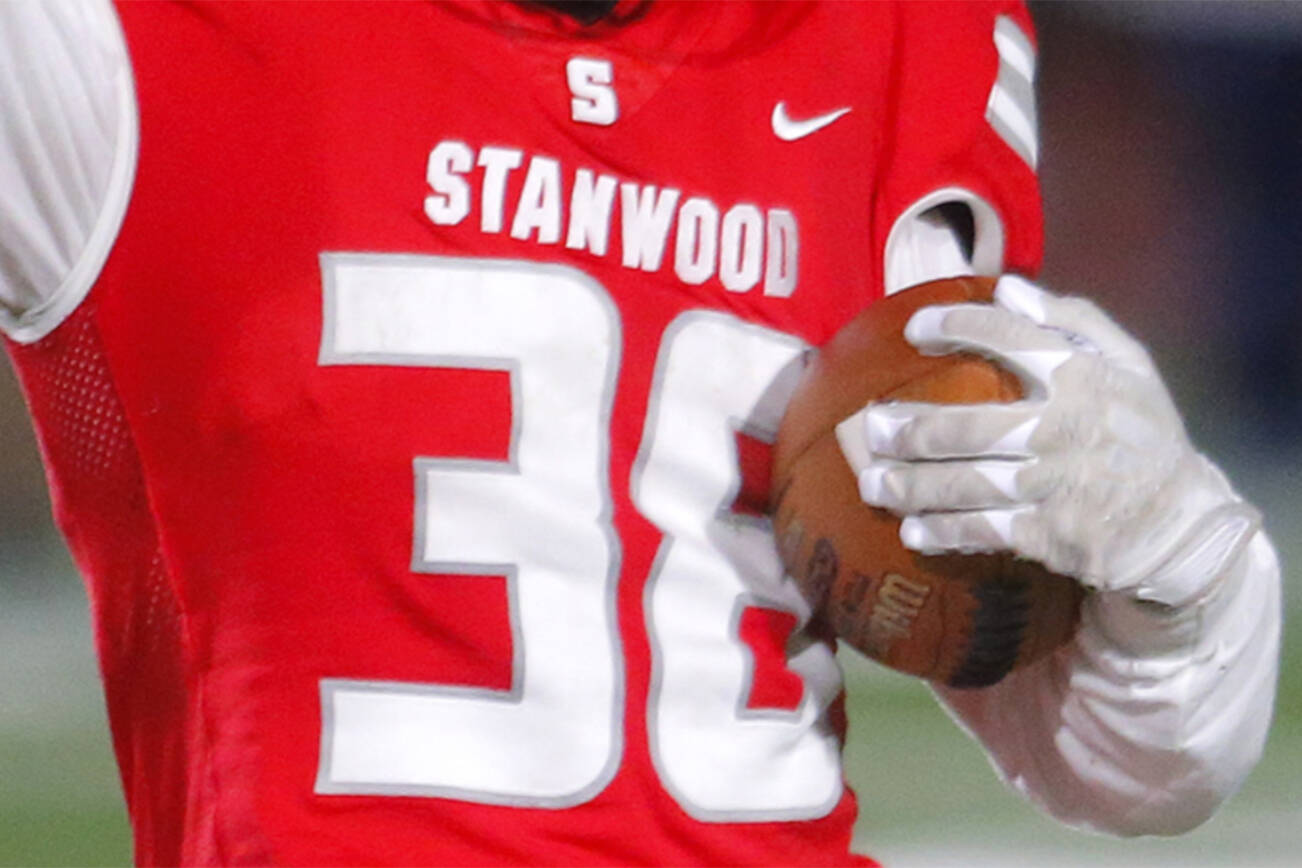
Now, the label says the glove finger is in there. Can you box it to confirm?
[904,303,1076,395]
[857,457,1052,514]
[898,507,1036,555]
[841,401,1042,461]
[995,275,1153,374]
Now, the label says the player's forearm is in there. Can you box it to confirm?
[935,526,1281,836]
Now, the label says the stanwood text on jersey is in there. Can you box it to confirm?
[425,140,801,297]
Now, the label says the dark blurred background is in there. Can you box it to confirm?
[1,2,1298,865]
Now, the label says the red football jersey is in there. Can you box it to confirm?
[6,2,1041,865]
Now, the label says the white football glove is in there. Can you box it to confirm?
[836,275,1260,608]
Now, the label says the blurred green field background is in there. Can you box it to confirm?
[2,3,1300,865]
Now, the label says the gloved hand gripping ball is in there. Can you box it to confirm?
[771,276,1085,688]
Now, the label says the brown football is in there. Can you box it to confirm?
[771,276,1085,688]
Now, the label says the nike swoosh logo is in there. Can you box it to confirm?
[771,102,852,141]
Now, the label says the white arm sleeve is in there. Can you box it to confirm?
[0,0,136,344]
[934,531,1280,836]
[886,205,1283,837]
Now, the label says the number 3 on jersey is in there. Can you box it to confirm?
[315,254,841,819]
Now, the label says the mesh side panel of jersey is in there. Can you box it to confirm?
[4,303,196,867]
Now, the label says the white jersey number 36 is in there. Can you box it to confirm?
[315,253,841,821]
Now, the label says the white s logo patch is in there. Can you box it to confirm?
[567,57,619,126]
